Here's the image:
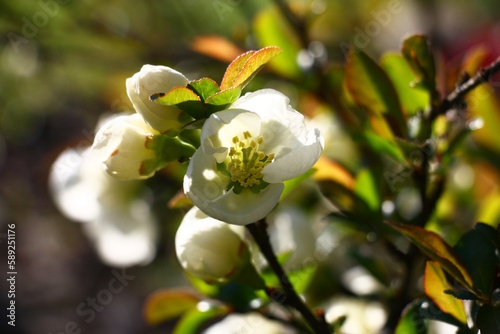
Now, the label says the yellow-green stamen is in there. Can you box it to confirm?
[227,131,275,188]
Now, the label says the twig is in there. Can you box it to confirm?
[430,55,500,121]
[247,221,331,334]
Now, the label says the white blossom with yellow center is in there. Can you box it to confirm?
[184,89,324,225]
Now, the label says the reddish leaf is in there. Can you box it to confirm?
[190,35,244,63]
[220,50,256,90]
[386,221,474,290]
[143,289,200,326]
[231,46,281,88]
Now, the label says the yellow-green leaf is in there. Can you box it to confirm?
[143,289,200,326]
[253,7,302,79]
[346,49,407,138]
[381,52,430,117]
[401,35,436,91]
[424,261,467,324]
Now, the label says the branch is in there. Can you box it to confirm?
[431,55,500,120]
[247,221,331,334]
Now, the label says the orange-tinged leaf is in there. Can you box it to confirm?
[220,50,256,90]
[143,289,200,326]
[190,35,244,63]
[231,46,282,88]
[425,261,467,324]
[312,156,355,190]
[386,221,474,290]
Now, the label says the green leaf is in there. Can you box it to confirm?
[401,35,436,92]
[220,51,256,90]
[185,273,220,298]
[152,87,205,119]
[395,300,428,334]
[146,135,196,163]
[143,289,200,326]
[259,252,317,296]
[354,169,381,212]
[205,85,242,113]
[188,78,220,102]
[233,261,266,290]
[380,52,430,117]
[355,130,406,163]
[346,49,407,138]
[424,261,467,324]
[386,221,474,291]
[454,228,497,298]
[253,7,302,79]
[280,168,316,200]
[476,305,500,334]
[173,306,229,334]
[230,46,282,89]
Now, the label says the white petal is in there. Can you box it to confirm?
[262,128,324,183]
[126,65,189,133]
[201,110,261,162]
[231,89,309,156]
[184,149,284,225]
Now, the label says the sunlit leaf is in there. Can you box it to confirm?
[281,168,316,200]
[253,7,302,79]
[152,87,205,119]
[354,169,381,212]
[190,35,244,63]
[355,130,406,163]
[188,78,220,102]
[454,227,497,298]
[205,85,242,113]
[401,35,436,91]
[381,52,430,117]
[386,221,474,290]
[346,49,407,138]
[143,289,200,326]
[231,46,282,89]
[312,156,355,190]
[220,50,256,90]
[173,306,230,334]
[424,261,467,324]
[395,300,427,334]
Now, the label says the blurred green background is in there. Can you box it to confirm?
[1,0,500,333]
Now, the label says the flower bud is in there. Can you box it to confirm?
[126,65,190,134]
[91,114,163,180]
[175,206,250,284]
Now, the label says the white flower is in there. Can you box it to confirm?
[324,297,387,334]
[175,206,250,284]
[183,89,324,225]
[202,312,297,334]
[49,147,157,267]
[126,64,190,133]
[91,113,161,180]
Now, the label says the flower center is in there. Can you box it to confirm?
[226,131,274,190]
